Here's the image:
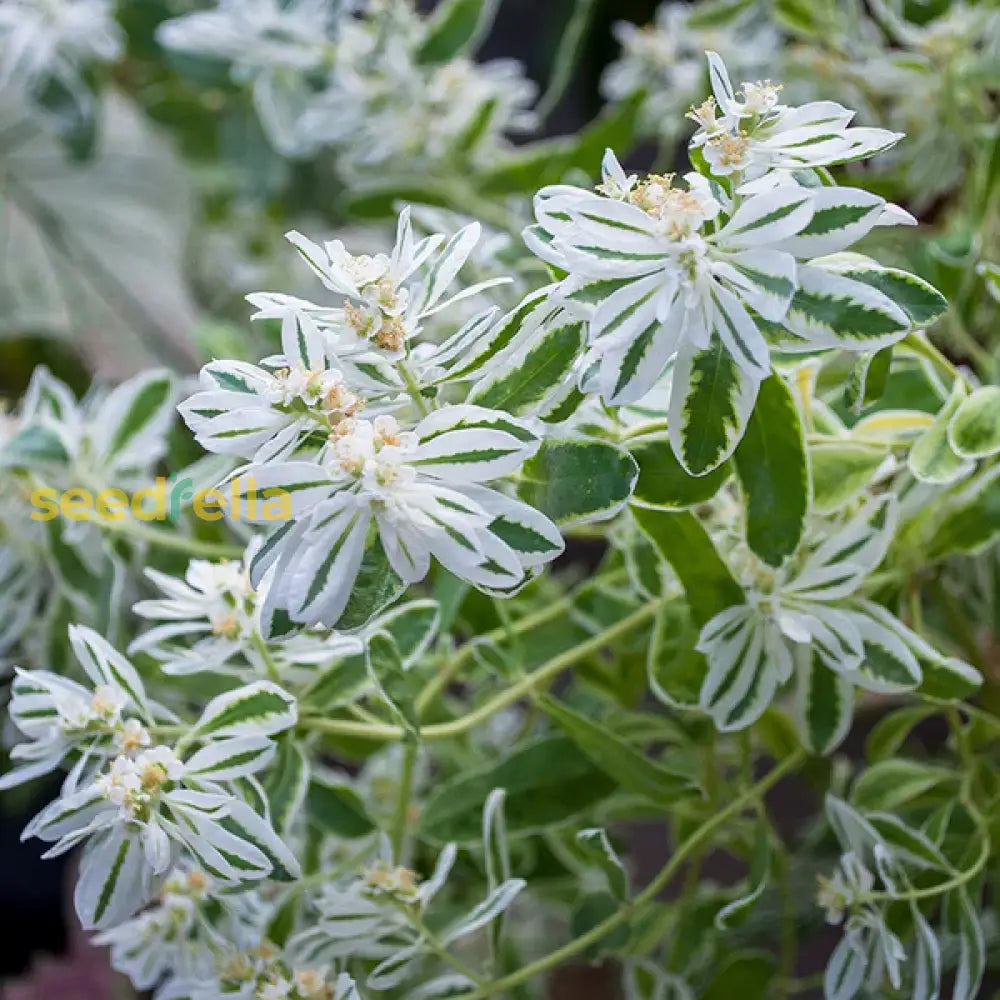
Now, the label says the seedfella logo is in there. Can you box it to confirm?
[30,477,292,523]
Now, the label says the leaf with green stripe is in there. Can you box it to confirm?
[669,338,761,477]
[468,320,584,415]
[190,681,297,740]
[794,648,853,754]
[263,736,309,836]
[947,385,1000,459]
[908,380,973,485]
[75,828,149,930]
[809,441,887,513]
[1,424,68,467]
[733,374,809,566]
[96,369,174,466]
[822,259,947,326]
[781,264,910,352]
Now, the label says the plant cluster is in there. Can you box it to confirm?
[2,2,1000,1000]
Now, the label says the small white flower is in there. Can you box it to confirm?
[236,405,563,629]
[691,51,903,178]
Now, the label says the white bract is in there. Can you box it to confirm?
[237,407,563,630]
[527,138,917,472]
[690,51,903,178]
[696,495,926,741]
[0,0,122,94]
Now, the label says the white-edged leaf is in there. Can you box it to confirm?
[189,681,297,740]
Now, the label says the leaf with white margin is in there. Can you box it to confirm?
[855,599,981,701]
[779,188,888,259]
[697,605,792,732]
[946,887,986,1000]
[189,681,297,740]
[908,380,973,485]
[714,822,770,929]
[219,798,302,880]
[0,92,199,371]
[819,257,947,327]
[88,369,176,471]
[441,879,526,945]
[794,647,853,755]
[577,828,628,901]
[780,264,910,352]
[784,493,897,602]
[823,935,866,1000]
[669,337,761,477]
[68,625,150,719]
[947,385,1000,459]
[75,827,162,930]
[842,608,922,694]
[183,736,277,782]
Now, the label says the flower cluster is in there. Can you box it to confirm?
[2,27,998,1000]
[157,0,536,167]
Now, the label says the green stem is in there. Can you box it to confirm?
[415,568,629,716]
[900,331,970,388]
[399,360,431,417]
[252,633,282,684]
[391,741,419,860]
[303,599,656,742]
[89,513,244,560]
[453,750,808,1000]
[406,908,487,987]
[534,0,599,121]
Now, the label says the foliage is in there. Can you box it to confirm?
[2,2,1000,1000]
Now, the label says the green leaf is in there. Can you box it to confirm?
[307,775,375,839]
[794,651,853,755]
[632,506,743,626]
[576,828,628,900]
[670,339,759,476]
[629,435,730,509]
[101,370,174,462]
[1,425,69,467]
[733,374,809,566]
[908,380,973,485]
[419,735,617,843]
[366,632,420,738]
[924,466,1000,560]
[480,95,640,196]
[539,698,699,806]
[702,951,777,1000]
[947,385,1000,459]
[468,320,584,416]
[865,705,936,763]
[334,537,407,631]
[647,604,707,709]
[851,759,954,812]
[263,737,309,836]
[517,438,638,526]
[45,518,102,613]
[809,441,886,513]
[299,654,370,712]
[416,0,497,64]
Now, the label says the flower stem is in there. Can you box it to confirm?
[301,598,656,742]
[391,740,418,860]
[89,513,244,560]
[453,750,808,1000]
